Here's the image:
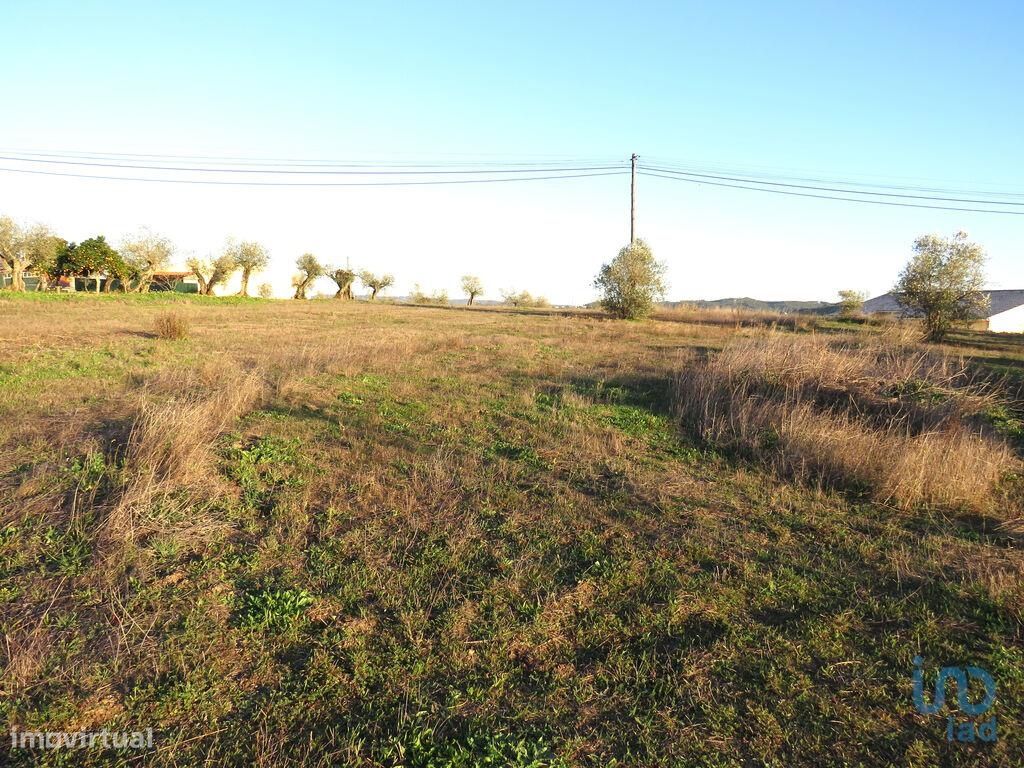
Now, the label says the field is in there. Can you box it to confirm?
[1,293,1022,767]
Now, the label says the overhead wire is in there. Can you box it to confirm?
[0,154,626,175]
[638,170,1024,216]
[639,163,1024,207]
[642,156,1024,199]
[0,165,629,187]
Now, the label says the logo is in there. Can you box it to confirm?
[912,656,996,743]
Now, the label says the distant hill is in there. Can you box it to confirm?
[665,297,839,314]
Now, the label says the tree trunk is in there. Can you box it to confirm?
[333,278,353,299]
[238,269,251,297]
[11,259,26,291]
[370,287,378,300]
[468,293,475,306]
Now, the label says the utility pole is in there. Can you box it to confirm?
[630,153,638,244]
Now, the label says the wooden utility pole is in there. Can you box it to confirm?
[630,153,638,244]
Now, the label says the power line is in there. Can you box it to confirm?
[0,165,629,187]
[0,148,622,169]
[0,154,626,175]
[639,171,1024,216]
[642,156,1024,199]
[639,164,1024,207]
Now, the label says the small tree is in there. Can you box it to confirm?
[292,253,323,299]
[410,283,449,305]
[257,282,274,299]
[594,239,667,319]
[460,275,483,306]
[120,231,173,292]
[501,288,527,307]
[837,290,867,318]
[0,218,62,291]
[103,249,134,292]
[327,267,356,299]
[229,240,270,297]
[56,236,120,293]
[359,270,394,300]
[893,232,988,341]
[187,253,237,296]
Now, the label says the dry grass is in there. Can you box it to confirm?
[105,362,267,544]
[655,304,820,331]
[674,330,1019,510]
[153,310,190,340]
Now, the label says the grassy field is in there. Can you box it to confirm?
[1,293,1022,767]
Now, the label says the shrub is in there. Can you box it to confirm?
[594,239,666,319]
[154,311,189,340]
[409,284,449,305]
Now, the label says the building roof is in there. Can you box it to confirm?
[864,289,1024,317]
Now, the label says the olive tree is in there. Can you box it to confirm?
[187,253,238,296]
[359,270,394,300]
[0,217,62,291]
[120,231,173,292]
[893,232,988,341]
[327,267,356,299]
[837,290,866,318]
[499,289,550,308]
[460,275,483,306]
[228,240,270,297]
[292,253,323,299]
[594,239,667,319]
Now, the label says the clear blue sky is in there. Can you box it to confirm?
[2,1,1022,302]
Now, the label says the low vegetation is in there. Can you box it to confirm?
[153,310,190,340]
[594,238,666,319]
[675,330,1020,511]
[0,293,1021,766]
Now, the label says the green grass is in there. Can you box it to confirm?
[0,295,1020,766]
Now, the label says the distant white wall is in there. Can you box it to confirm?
[988,303,1024,333]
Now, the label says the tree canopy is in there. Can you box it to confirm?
[187,253,238,296]
[328,267,357,299]
[120,231,174,292]
[593,239,667,319]
[893,232,988,341]
[0,217,63,291]
[359,270,394,300]
[460,275,484,305]
[293,253,324,299]
[57,236,122,292]
[229,240,270,297]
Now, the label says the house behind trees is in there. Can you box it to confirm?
[863,290,1024,333]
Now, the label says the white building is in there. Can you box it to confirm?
[863,290,1024,334]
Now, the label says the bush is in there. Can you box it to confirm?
[409,284,449,305]
[594,239,666,319]
[154,311,189,340]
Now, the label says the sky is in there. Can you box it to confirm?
[1,0,1022,303]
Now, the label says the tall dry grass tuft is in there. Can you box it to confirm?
[154,310,190,340]
[675,330,1018,511]
[105,363,266,543]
